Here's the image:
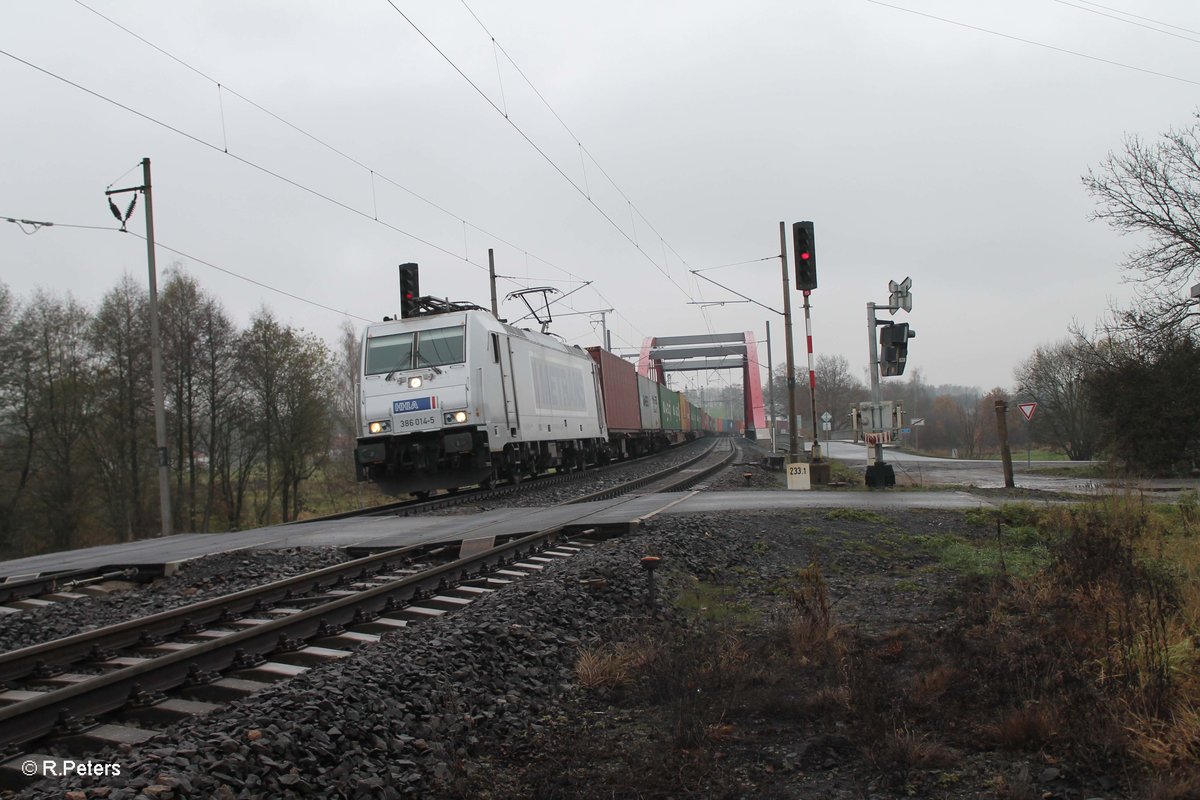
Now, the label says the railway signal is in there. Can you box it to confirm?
[399,262,420,318]
[878,322,915,376]
[864,278,915,488]
[792,221,817,291]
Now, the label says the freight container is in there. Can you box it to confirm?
[680,396,692,433]
[637,374,661,430]
[658,385,682,431]
[586,346,641,432]
[689,402,701,432]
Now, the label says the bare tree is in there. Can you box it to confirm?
[927,392,983,458]
[1014,339,1100,461]
[16,292,96,552]
[240,311,336,523]
[161,269,205,532]
[0,283,35,553]
[88,275,152,541]
[195,294,237,532]
[814,354,865,431]
[1083,115,1200,338]
[332,320,360,480]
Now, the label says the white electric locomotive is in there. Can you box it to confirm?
[354,307,608,494]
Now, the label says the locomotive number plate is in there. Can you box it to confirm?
[395,414,438,430]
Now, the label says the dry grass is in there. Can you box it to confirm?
[991,765,1039,800]
[959,493,1200,786]
[907,663,963,708]
[574,640,657,690]
[982,704,1057,750]
[550,494,1200,796]
[869,726,958,770]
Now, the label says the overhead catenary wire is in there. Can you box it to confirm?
[865,0,1200,87]
[459,0,700,278]
[17,4,751,392]
[383,0,700,303]
[1063,0,1200,38]
[2,213,375,323]
[1050,0,1200,45]
[58,0,698,355]
[0,45,588,303]
[67,0,595,291]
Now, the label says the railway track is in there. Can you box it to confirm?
[309,434,726,521]
[0,437,724,622]
[0,436,736,783]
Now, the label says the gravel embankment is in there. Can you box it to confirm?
[16,512,734,799]
[0,438,726,653]
[0,549,352,654]
[426,436,728,511]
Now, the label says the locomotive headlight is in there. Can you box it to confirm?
[368,420,391,434]
[407,376,423,389]
[443,410,468,425]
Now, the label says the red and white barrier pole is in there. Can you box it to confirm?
[802,289,821,461]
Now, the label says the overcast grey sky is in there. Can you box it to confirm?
[4,0,1198,396]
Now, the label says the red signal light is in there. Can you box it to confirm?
[792,221,817,290]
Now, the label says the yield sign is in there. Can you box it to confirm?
[1017,402,1037,421]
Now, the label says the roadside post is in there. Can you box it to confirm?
[994,400,1015,488]
[1018,402,1037,467]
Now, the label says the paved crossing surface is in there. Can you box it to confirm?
[0,489,1001,579]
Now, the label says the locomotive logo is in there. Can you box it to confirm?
[393,397,436,414]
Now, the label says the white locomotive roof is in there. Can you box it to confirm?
[365,309,590,360]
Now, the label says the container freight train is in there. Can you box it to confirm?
[353,307,734,495]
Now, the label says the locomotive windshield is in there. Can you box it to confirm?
[365,326,464,375]
[416,326,465,367]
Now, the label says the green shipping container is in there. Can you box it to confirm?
[689,402,701,431]
[657,384,682,431]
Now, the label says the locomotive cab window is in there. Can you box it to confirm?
[366,326,464,374]
[365,332,414,375]
[416,326,465,368]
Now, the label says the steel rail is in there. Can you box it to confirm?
[565,436,733,503]
[0,526,567,750]
[0,437,727,685]
[303,436,721,522]
[0,435,741,751]
[0,544,426,684]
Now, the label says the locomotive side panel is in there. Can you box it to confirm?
[507,329,606,443]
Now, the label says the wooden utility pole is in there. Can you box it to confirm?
[995,399,1015,488]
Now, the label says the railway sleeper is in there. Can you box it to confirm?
[0,532,596,780]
